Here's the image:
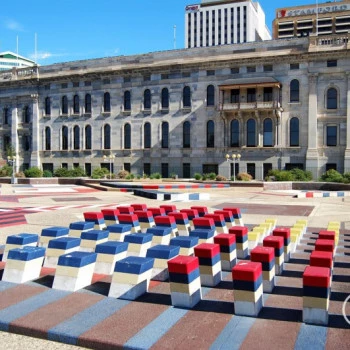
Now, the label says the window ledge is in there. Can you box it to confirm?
[121,110,131,116]
[59,114,69,118]
[102,112,111,117]
[83,113,92,118]
[182,107,192,113]
[142,109,152,115]
[160,108,169,114]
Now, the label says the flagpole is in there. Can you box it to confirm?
[316,0,318,36]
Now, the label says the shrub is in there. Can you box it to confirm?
[343,172,350,184]
[118,170,130,179]
[216,175,227,181]
[194,173,202,180]
[236,172,253,181]
[202,173,209,181]
[208,172,216,180]
[43,170,53,178]
[126,173,135,180]
[319,169,344,183]
[54,167,70,177]
[274,170,294,181]
[24,166,43,178]
[149,172,161,179]
[290,168,313,181]
[91,167,109,179]
[69,166,86,177]
[15,171,26,178]
[0,165,12,177]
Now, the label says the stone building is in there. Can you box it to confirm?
[0,33,349,180]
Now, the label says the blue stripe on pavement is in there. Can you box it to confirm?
[209,316,256,350]
[0,281,17,292]
[294,323,328,350]
[0,289,69,331]
[48,297,130,345]
[124,307,188,349]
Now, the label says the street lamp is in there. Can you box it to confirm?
[225,153,241,181]
[103,153,115,179]
[7,155,17,184]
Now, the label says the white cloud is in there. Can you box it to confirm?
[28,51,68,62]
[5,19,24,32]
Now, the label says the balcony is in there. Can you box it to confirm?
[219,101,281,112]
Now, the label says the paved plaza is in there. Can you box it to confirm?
[0,183,349,349]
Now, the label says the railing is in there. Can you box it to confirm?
[219,101,281,111]
[309,33,349,50]
[0,66,39,82]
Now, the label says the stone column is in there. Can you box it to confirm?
[306,74,319,179]
[344,73,350,172]
[30,94,41,168]
[11,103,19,173]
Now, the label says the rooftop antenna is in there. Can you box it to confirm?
[16,35,19,66]
[316,0,318,36]
[174,25,177,49]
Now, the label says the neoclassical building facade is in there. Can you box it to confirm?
[0,33,349,180]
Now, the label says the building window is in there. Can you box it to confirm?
[62,96,68,114]
[247,88,256,102]
[144,122,151,148]
[143,89,151,110]
[326,125,337,146]
[230,119,239,147]
[247,66,256,73]
[231,89,240,103]
[85,94,91,114]
[45,127,51,151]
[231,67,239,74]
[207,70,215,76]
[85,125,92,150]
[161,122,169,148]
[290,79,300,103]
[143,163,151,176]
[73,125,80,150]
[124,123,131,149]
[183,121,191,148]
[290,117,300,147]
[327,88,337,109]
[3,135,10,151]
[183,86,191,108]
[73,82,79,88]
[161,88,169,109]
[23,106,30,123]
[73,95,80,114]
[45,97,51,115]
[207,120,215,148]
[247,119,256,147]
[124,90,131,111]
[290,63,299,70]
[62,126,68,150]
[263,65,273,72]
[327,60,337,67]
[103,92,111,112]
[104,124,111,149]
[263,87,273,102]
[263,118,273,147]
[207,85,215,106]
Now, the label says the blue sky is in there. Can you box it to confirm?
[1,0,325,65]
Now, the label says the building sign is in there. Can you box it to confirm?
[186,4,200,13]
[278,4,349,18]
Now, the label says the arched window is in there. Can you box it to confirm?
[230,119,239,147]
[73,125,80,150]
[183,121,191,148]
[263,118,273,147]
[85,125,92,150]
[62,126,68,150]
[161,122,169,148]
[124,90,131,111]
[247,119,256,147]
[207,85,215,106]
[104,92,111,112]
[144,89,151,110]
[45,127,51,151]
[124,123,131,149]
[290,79,300,103]
[207,120,215,148]
[3,108,9,124]
[104,124,111,149]
[62,96,68,114]
[45,97,51,115]
[161,88,169,109]
[85,94,92,113]
[327,88,337,109]
[290,117,299,147]
[73,95,80,114]
[144,122,151,148]
[183,86,191,108]
[23,106,30,123]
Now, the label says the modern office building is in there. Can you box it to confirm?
[273,0,350,39]
[185,0,271,48]
[0,52,35,71]
[0,32,349,180]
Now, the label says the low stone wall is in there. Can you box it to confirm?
[264,181,350,191]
